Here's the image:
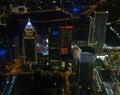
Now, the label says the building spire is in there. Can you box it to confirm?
[25,18,33,28]
[28,18,30,22]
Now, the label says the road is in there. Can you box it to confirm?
[2,74,16,95]
[2,59,22,95]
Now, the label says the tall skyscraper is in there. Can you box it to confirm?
[60,25,73,58]
[88,11,108,53]
[48,28,61,70]
[60,25,73,70]
[88,16,94,46]
[77,52,95,83]
[48,25,73,70]
[23,19,37,70]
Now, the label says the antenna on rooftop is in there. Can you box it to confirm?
[28,18,30,22]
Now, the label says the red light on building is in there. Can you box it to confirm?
[59,25,73,29]
[61,48,68,55]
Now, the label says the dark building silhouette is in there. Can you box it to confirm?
[48,28,61,70]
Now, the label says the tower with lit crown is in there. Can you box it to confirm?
[23,19,37,70]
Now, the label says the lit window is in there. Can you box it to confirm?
[61,48,68,54]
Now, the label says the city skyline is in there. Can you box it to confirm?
[0,0,120,95]
[0,0,119,46]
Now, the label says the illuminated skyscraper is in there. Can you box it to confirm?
[88,11,108,53]
[23,19,37,69]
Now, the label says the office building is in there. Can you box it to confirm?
[60,25,73,70]
[48,28,61,70]
[88,16,94,47]
[60,26,73,56]
[77,52,95,83]
[88,11,108,53]
[48,25,73,70]
[23,19,37,70]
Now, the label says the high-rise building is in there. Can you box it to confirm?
[60,25,73,70]
[77,52,95,83]
[48,25,73,70]
[60,25,73,58]
[88,11,108,53]
[48,28,61,70]
[23,19,37,70]
[88,16,94,46]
